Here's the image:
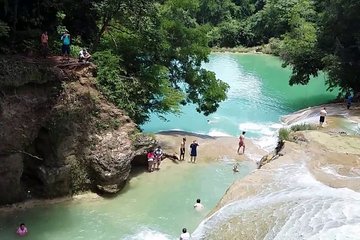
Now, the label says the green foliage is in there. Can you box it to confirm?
[278,128,290,141]
[0,20,9,37]
[290,123,316,132]
[278,0,360,94]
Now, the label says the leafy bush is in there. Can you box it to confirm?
[278,128,290,141]
[290,123,316,132]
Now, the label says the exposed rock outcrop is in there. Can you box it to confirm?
[0,56,155,205]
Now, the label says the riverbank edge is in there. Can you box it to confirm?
[211,43,277,55]
[2,103,358,212]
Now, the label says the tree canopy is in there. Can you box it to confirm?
[0,0,359,123]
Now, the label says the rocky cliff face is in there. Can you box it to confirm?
[0,56,155,205]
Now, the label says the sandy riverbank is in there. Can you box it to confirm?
[155,130,267,163]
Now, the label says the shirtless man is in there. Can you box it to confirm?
[179,138,186,161]
[237,131,246,154]
[319,107,327,127]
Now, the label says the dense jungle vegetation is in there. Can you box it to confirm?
[0,0,359,123]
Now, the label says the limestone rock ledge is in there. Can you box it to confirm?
[0,56,155,205]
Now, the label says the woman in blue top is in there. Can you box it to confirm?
[190,140,199,163]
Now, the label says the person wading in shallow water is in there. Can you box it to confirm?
[189,140,199,163]
[180,228,191,240]
[16,223,28,237]
[180,137,186,161]
[237,131,246,154]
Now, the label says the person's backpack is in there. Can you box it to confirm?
[63,35,70,45]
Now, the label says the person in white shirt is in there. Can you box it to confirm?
[319,107,327,127]
[180,228,191,240]
[193,199,204,212]
[79,48,91,62]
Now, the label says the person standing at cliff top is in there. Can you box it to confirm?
[319,107,327,127]
[61,30,71,61]
[189,140,199,163]
[154,146,163,170]
[180,137,186,161]
[16,223,28,237]
[237,131,246,154]
[40,31,49,58]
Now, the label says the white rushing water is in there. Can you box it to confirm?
[192,160,360,240]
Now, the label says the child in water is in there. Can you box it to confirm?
[16,223,28,237]
[233,163,239,173]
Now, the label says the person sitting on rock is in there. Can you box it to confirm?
[16,223,28,237]
[79,48,91,63]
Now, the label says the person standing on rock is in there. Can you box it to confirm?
[237,131,246,154]
[319,107,327,127]
[40,31,49,58]
[190,140,199,163]
[61,30,71,61]
[346,94,353,110]
[180,137,186,161]
[147,149,155,172]
[154,146,163,170]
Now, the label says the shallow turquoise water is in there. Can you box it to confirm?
[0,53,337,239]
[142,53,337,139]
[0,161,252,239]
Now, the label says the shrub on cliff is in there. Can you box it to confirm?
[278,128,290,141]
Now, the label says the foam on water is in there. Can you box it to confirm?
[192,161,360,240]
[207,129,232,137]
[123,228,171,240]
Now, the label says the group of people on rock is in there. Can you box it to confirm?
[146,146,163,172]
[39,30,91,62]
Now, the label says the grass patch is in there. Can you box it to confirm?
[279,128,291,141]
[290,123,317,132]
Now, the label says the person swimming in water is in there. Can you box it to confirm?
[180,137,186,161]
[16,223,28,237]
[180,228,191,240]
[233,163,239,173]
[237,131,246,154]
[194,199,204,211]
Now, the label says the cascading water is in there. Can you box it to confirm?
[192,161,360,240]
